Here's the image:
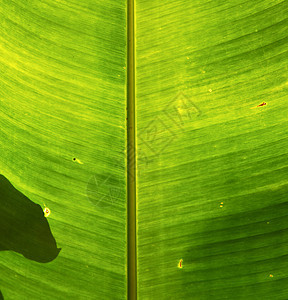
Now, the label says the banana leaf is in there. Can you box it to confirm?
[1,0,288,299]
[136,0,288,299]
[0,0,127,299]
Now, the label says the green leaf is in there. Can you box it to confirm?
[136,0,288,299]
[1,0,288,299]
[0,0,127,299]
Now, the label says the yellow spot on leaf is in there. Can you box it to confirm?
[73,158,83,164]
[208,89,213,93]
[178,259,183,269]
[269,274,273,278]
[43,206,51,218]
[250,102,267,109]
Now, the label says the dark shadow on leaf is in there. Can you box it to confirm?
[0,174,61,299]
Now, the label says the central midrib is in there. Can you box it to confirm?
[127,0,137,299]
